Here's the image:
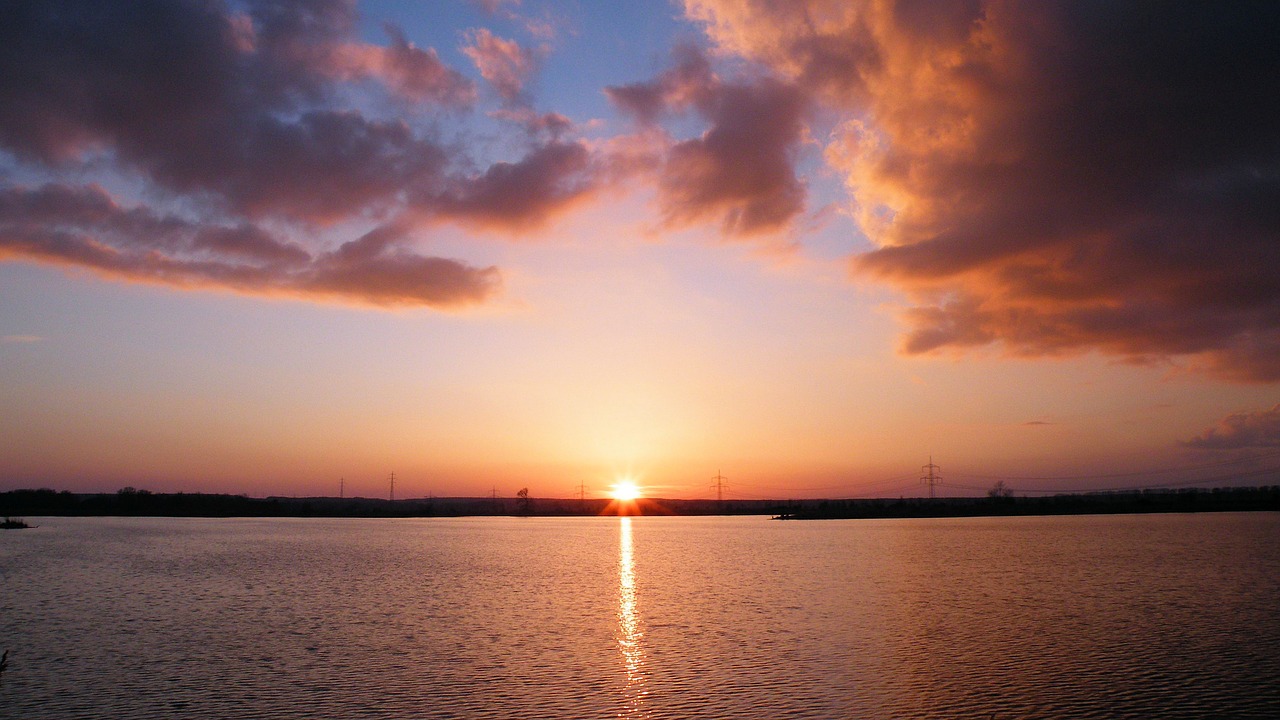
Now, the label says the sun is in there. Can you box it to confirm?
[610,479,642,501]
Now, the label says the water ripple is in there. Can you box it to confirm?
[1,514,1278,718]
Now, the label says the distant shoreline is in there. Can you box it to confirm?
[1,486,1276,520]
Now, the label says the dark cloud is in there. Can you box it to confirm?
[0,183,499,307]
[193,225,311,265]
[660,78,808,235]
[688,0,1280,380]
[1184,405,1280,450]
[605,45,714,125]
[0,0,471,222]
[301,222,500,305]
[430,142,595,231]
[488,108,574,140]
[607,47,808,236]
[0,0,608,308]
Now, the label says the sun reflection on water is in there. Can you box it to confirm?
[617,517,648,718]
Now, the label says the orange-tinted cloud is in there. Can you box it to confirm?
[687,0,1280,380]
[0,184,499,307]
[1184,405,1280,450]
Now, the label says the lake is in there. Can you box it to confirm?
[2,513,1278,718]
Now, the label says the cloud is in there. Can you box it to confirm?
[606,45,714,125]
[0,0,477,223]
[685,0,1280,381]
[0,184,499,307]
[2,335,45,343]
[0,1,610,308]
[337,25,476,106]
[488,108,574,139]
[462,28,540,104]
[607,47,809,236]
[1023,420,1053,427]
[1184,405,1280,450]
[659,78,808,235]
[428,142,597,231]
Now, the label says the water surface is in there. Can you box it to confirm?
[2,513,1277,718]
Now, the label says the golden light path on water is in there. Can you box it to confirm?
[617,517,648,718]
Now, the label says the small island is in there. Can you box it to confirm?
[2,516,32,529]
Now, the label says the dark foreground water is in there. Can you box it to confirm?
[2,513,1278,719]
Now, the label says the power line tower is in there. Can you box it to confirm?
[711,470,728,503]
[388,471,396,502]
[920,457,941,499]
[576,481,587,512]
[339,477,344,499]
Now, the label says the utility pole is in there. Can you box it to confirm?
[388,471,396,502]
[711,470,728,503]
[921,456,941,499]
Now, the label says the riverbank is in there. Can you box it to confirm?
[2,485,1276,519]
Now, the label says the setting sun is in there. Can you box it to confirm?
[610,480,642,501]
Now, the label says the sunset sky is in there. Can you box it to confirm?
[3,0,1279,499]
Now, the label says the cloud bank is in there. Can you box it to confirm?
[0,184,499,306]
[4,0,1279,382]
[0,0,596,307]
[684,0,1280,381]
[1184,405,1280,450]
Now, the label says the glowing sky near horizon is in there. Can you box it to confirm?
[2,1,1279,499]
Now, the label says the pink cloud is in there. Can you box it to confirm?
[335,25,476,106]
[0,184,499,308]
[462,28,539,104]
[1184,405,1280,450]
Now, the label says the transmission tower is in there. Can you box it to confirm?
[388,471,396,502]
[920,457,941,499]
[711,470,729,503]
[339,477,344,499]
[576,481,587,510]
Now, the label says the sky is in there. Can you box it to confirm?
[2,0,1280,500]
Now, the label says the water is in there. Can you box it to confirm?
[2,513,1278,719]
